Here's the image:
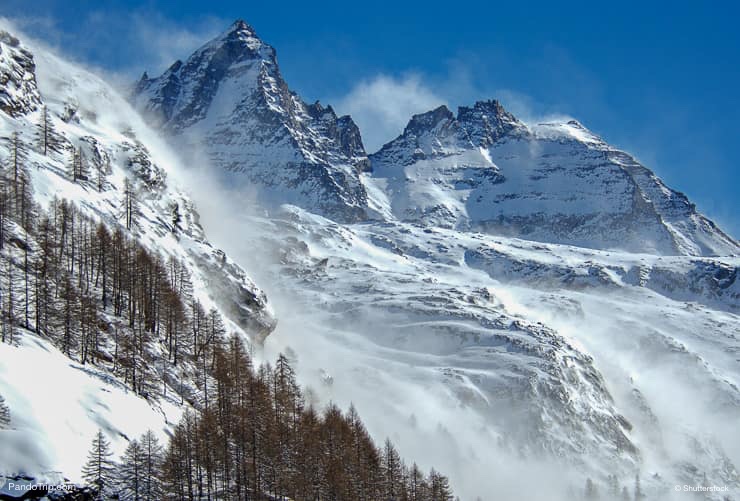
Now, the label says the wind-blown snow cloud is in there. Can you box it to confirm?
[4,10,227,86]
[334,74,446,153]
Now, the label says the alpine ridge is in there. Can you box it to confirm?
[368,100,738,256]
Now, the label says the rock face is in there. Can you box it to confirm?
[0,31,42,117]
[133,20,371,222]
[369,101,738,256]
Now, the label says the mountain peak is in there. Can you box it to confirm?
[132,20,371,221]
[230,19,253,32]
[457,99,519,123]
[205,19,268,57]
[457,99,526,146]
[404,105,454,136]
[221,19,260,41]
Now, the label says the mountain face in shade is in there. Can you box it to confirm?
[133,20,371,222]
[368,100,738,256]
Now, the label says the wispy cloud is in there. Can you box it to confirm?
[330,60,579,154]
[333,74,446,153]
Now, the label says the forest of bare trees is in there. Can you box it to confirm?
[0,130,456,500]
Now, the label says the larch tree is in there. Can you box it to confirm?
[122,178,140,231]
[139,429,164,500]
[82,430,116,499]
[36,105,60,155]
[119,439,144,501]
[0,393,10,429]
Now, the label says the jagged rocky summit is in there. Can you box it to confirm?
[369,100,738,256]
[133,20,371,222]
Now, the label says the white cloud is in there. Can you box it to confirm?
[333,74,446,153]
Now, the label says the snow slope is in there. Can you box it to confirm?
[0,333,181,484]
[197,206,739,501]
[2,16,738,501]
[0,23,275,339]
[129,18,739,500]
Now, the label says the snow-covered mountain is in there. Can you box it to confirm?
[129,18,740,500]
[368,101,739,256]
[133,20,737,257]
[0,25,274,483]
[132,20,371,222]
[2,16,739,501]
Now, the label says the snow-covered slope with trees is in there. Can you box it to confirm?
[0,24,273,485]
[0,24,457,501]
[0,28,275,339]
[130,18,739,500]
[206,205,739,501]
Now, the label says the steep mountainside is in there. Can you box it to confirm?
[0,26,274,481]
[213,206,739,501]
[132,20,371,222]
[368,101,738,256]
[0,29,275,339]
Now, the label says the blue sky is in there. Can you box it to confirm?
[3,0,738,236]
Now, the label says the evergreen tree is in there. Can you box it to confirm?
[139,429,164,500]
[119,439,144,501]
[0,162,8,250]
[428,468,454,501]
[585,477,600,500]
[0,393,10,429]
[382,438,403,500]
[36,105,60,155]
[122,178,139,231]
[82,430,116,499]
[634,473,645,501]
[621,486,631,501]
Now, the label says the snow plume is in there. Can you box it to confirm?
[163,193,591,500]
[2,11,228,83]
[333,74,446,153]
[332,68,576,154]
[172,178,740,500]
[501,285,740,499]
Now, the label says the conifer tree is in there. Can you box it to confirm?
[122,178,139,230]
[0,164,8,250]
[621,486,631,501]
[0,393,10,429]
[585,477,600,500]
[428,468,454,501]
[119,439,144,501]
[37,105,60,155]
[82,430,116,499]
[634,473,645,501]
[382,438,403,500]
[139,429,164,500]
